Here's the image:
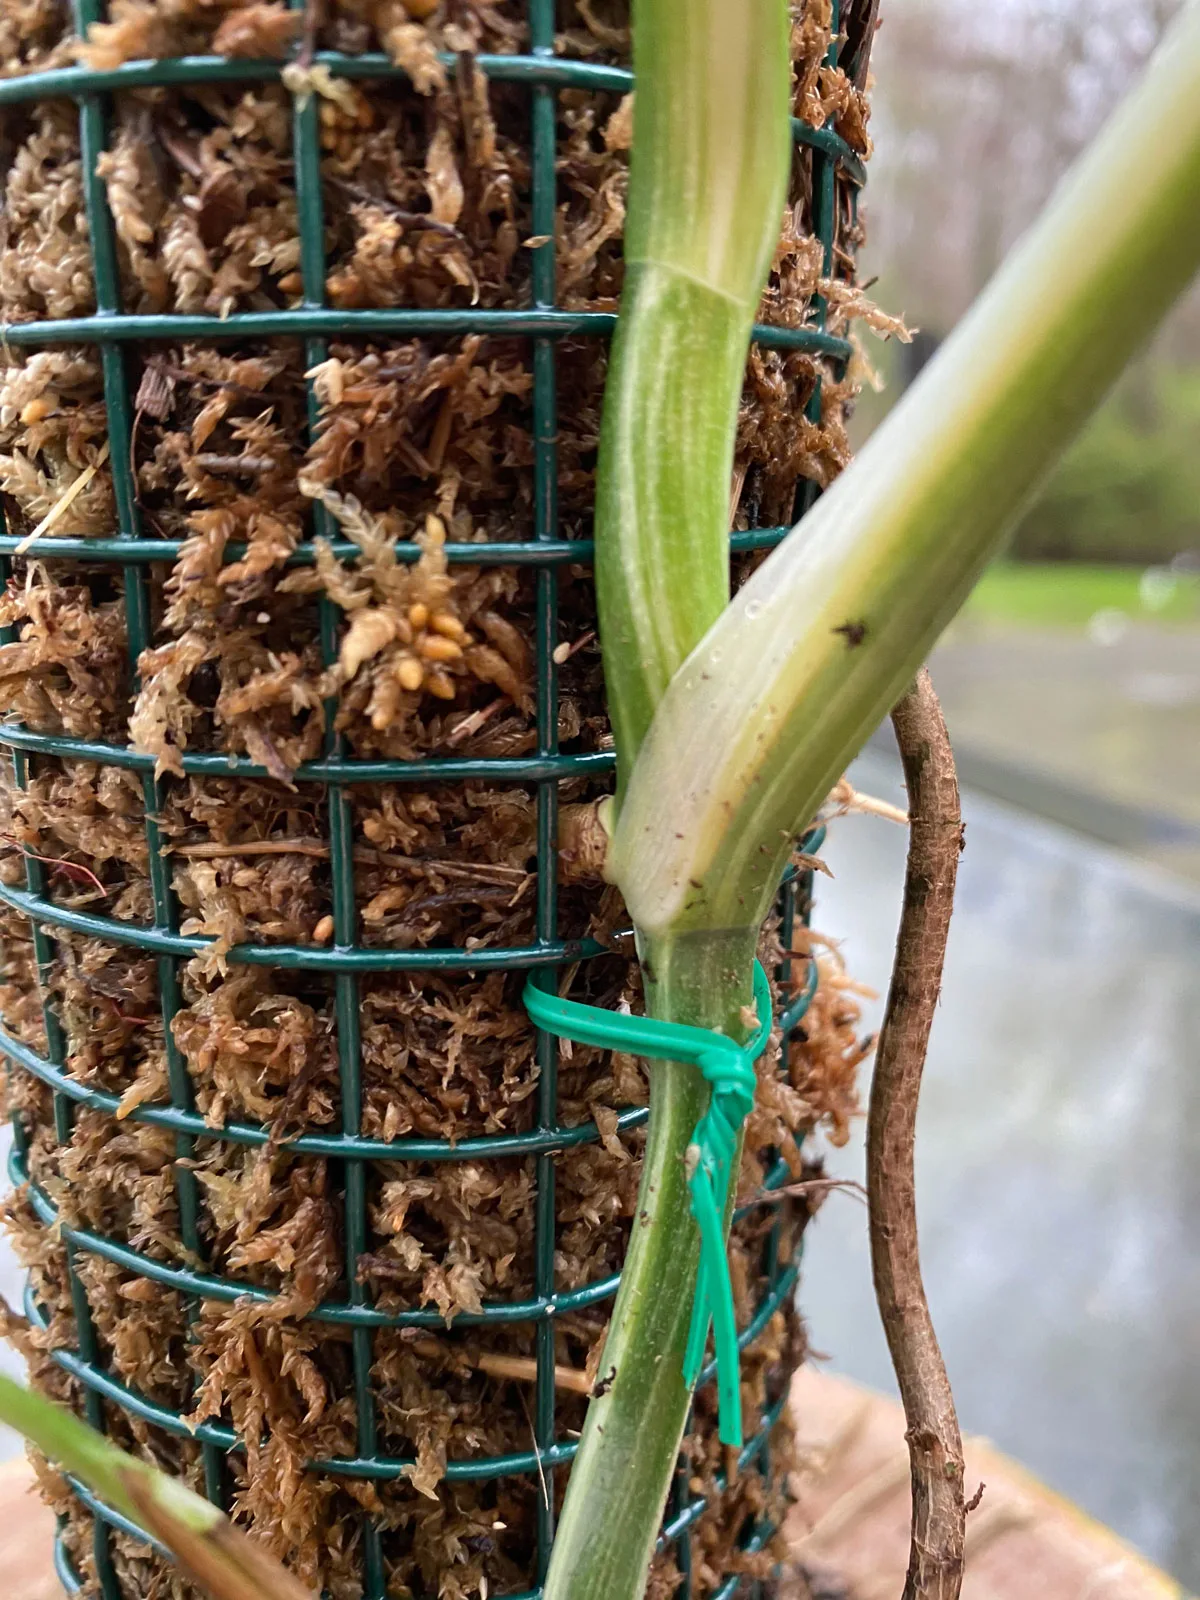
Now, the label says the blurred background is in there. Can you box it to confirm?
[802,1,1200,1593]
[854,0,1200,883]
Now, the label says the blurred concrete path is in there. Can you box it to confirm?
[788,1368,1188,1600]
[0,1458,58,1599]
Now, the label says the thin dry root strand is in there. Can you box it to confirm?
[408,1340,595,1397]
[824,775,909,826]
[868,667,967,1600]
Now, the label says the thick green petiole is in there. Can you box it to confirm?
[545,929,758,1600]
[543,0,791,1596]
[593,0,792,791]
[594,271,753,790]
[611,0,1200,947]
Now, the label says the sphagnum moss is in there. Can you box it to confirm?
[0,3,875,1596]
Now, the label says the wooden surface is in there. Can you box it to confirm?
[787,1369,1187,1600]
[0,1372,1186,1598]
[0,1457,60,1599]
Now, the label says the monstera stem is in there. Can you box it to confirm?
[543,0,791,1597]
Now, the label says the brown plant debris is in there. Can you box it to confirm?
[0,3,880,1597]
[868,670,967,1600]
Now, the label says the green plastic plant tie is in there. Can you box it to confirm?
[523,960,772,1447]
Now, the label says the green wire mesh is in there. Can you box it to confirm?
[0,2,861,1595]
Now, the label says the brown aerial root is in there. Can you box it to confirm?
[868,668,968,1600]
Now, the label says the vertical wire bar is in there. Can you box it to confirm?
[764,875,799,1295]
[795,1,842,520]
[0,519,108,1600]
[764,7,842,1564]
[71,0,227,1513]
[528,0,560,1578]
[29,7,138,1587]
[288,18,384,1595]
[669,1407,694,1596]
[0,558,112,1479]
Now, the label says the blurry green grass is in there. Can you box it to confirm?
[962,562,1200,629]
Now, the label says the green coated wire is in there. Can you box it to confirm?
[523,961,773,1448]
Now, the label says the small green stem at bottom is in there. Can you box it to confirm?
[544,928,756,1600]
[0,1372,313,1600]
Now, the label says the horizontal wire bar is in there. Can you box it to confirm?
[11,1149,798,1330]
[0,306,853,358]
[62,1474,170,1559]
[792,117,868,186]
[0,825,827,972]
[13,1149,617,1326]
[0,1021,648,1160]
[0,49,633,103]
[24,1263,797,1483]
[0,525,791,567]
[24,1286,581,1480]
[0,875,604,970]
[0,723,616,782]
[0,51,866,186]
[0,657,831,791]
[2,1019,814,1194]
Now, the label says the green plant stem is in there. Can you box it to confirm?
[0,1371,219,1534]
[545,928,757,1600]
[610,0,1200,944]
[545,1,790,1596]
[0,1373,313,1599]
[594,0,790,790]
[594,273,752,790]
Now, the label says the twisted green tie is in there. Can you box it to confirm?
[523,960,772,1447]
